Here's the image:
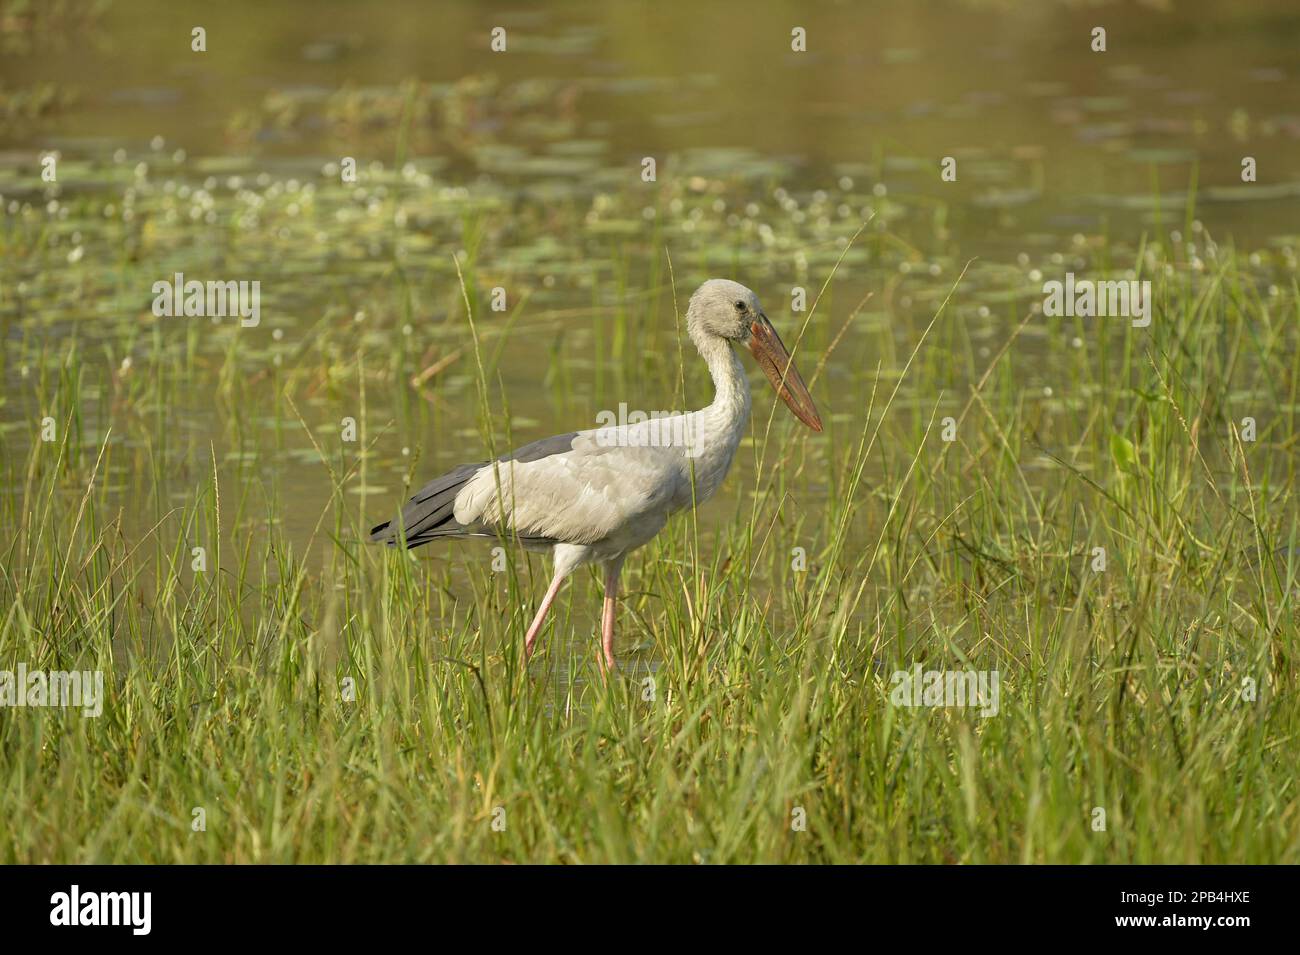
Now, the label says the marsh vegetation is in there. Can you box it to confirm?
[1,0,1298,862]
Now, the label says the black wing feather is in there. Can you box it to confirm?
[368,432,579,549]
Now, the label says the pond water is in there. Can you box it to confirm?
[2,0,1298,580]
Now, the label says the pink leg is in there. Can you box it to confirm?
[524,571,567,660]
[598,561,622,674]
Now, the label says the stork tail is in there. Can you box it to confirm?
[368,462,483,548]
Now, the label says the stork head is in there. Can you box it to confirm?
[687,279,824,432]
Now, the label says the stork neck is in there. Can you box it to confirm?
[697,335,751,422]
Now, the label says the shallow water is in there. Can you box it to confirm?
[2,0,1298,563]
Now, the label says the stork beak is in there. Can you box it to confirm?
[747,315,823,432]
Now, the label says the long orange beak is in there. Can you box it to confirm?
[748,316,823,432]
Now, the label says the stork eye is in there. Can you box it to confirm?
[734,300,746,311]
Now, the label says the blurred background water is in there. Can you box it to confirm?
[2,0,1298,548]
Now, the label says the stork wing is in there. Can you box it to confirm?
[453,431,679,545]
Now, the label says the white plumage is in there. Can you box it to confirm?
[370,279,823,670]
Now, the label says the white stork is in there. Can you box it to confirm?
[370,279,823,671]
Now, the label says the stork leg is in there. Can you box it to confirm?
[599,558,625,674]
[523,570,567,660]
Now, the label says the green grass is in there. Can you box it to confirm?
[2,216,1298,863]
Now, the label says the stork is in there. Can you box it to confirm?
[369,279,824,671]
